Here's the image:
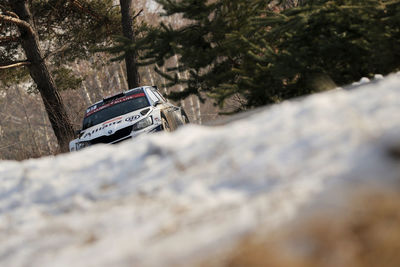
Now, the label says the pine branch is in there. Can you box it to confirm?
[0,14,35,35]
[132,9,143,20]
[2,10,19,19]
[68,0,103,22]
[0,60,30,69]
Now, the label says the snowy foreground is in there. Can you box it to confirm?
[1,74,400,267]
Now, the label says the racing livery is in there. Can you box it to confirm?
[69,86,189,151]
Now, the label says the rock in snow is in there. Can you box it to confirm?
[1,73,400,267]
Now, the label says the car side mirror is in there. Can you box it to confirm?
[153,100,161,106]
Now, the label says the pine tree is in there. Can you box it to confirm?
[131,0,302,108]
[141,0,277,107]
[0,0,120,152]
[145,0,400,109]
[218,0,400,107]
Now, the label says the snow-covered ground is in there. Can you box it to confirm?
[1,73,400,267]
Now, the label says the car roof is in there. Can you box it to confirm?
[88,86,154,108]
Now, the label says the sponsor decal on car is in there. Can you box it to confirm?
[125,115,141,122]
[81,112,144,139]
[86,104,98,114]
[83,120,125,138]
[103,116,123,125]
[85,93,145,117]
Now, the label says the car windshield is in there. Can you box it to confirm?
[82,93,149,130]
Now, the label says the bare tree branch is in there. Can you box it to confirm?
[0,60,30,69]
[43,43,69,60]
[132,9,143,21]
[0,142,19,151]
[0,14,34,34]
[68,0,102,22]
[3,11,19,19]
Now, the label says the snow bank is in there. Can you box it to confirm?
[1,73,400,267]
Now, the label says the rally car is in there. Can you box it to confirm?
[69,86,189,151]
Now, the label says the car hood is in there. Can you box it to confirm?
[78,107,150,142]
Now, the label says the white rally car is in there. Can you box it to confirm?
[69,86,189,151]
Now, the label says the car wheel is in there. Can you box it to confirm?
[181,109,190,124]
[161,112,178,132]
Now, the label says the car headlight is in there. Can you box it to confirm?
[76,141,90,150]
[133,116,153,131]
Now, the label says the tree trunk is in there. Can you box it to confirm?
[10,0,74,153]
[120,0,140,89]
[119,62,129,90]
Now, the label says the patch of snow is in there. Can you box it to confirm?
[1,73,400,266]
[146,0,160,13]
[351,74,389,86]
